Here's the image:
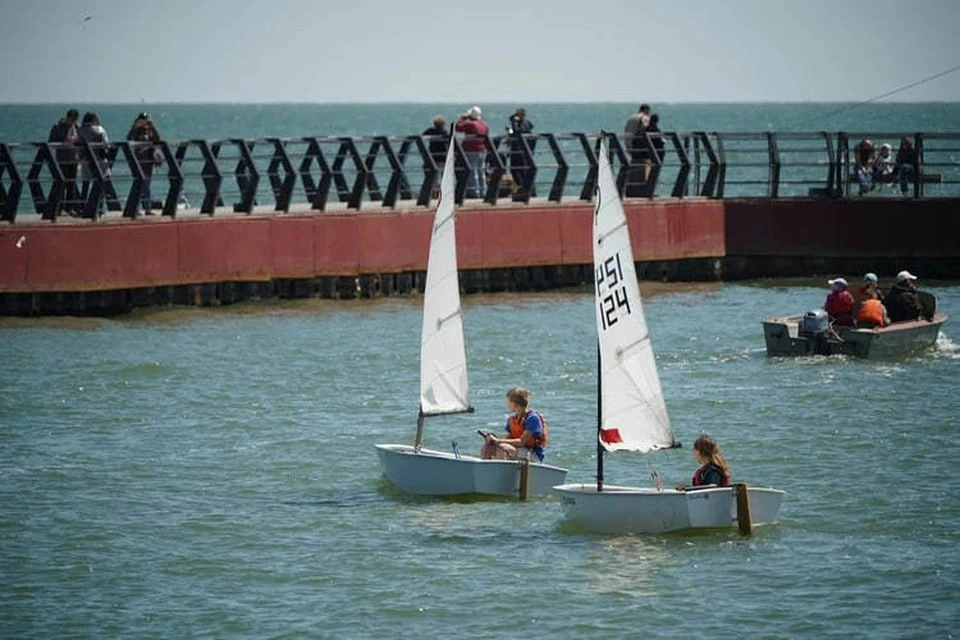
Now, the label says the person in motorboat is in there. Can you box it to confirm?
[675,434,731,491]
[479,387,548,462]
[886,270,922,323]
[856,287,890,328]
[824,277,856,327]
[858,272,885,304]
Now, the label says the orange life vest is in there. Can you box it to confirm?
[857,298,885,326]
[507,410,548,450]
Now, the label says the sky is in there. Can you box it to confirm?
[1,0,958,103]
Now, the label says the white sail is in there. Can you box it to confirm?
[419,138,471,415]
[593,138,674,452]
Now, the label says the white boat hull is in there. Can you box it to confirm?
[375,444,568,498]
[553,483,785,534]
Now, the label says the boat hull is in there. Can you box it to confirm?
[762,314,947,359]
[553,483,785,534]
[375,444,568,498]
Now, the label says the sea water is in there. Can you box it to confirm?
[2,281,958,638]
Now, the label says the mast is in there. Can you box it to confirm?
[596,341,604,492]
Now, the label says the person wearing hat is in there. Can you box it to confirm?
[856,274,890,328]
[824,277,856,326]
[886,271,922,323]
[455,105,489,198]
[858,272,885,304]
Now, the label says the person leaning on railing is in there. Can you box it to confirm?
[47,109,81,215]
[422,115,447,169]
[454,106,489,198]
[128,115,164,215]
[78,112,110,214]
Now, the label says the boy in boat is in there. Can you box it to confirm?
[480,387,548,462]
[676,434,731,491]
[824,278,856,326]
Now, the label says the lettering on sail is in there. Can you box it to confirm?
[596,252,632,330]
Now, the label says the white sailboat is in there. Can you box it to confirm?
[553,136,784,533]
[375,136,568,498]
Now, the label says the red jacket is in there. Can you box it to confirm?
[824,290,856,326]
[455,118,489,152]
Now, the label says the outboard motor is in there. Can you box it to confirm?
[800,309,830,355]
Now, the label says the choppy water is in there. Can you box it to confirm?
[1,282,958,638]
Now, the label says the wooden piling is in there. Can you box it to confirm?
[734,482,752,536]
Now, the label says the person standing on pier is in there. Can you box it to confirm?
[506,108,534,196]
[47,109,81,216]
[78,112,110,215]
[455,106,489,198]
[624,104,651,164]
[130,118,163,215]
[422,115,448,169]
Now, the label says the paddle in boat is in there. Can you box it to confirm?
[374,134,568,499]
[553,135,784,534]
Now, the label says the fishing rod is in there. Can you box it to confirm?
[794,62,960,128]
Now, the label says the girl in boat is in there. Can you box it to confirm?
[480,387,548,462]
[676,434,731,490]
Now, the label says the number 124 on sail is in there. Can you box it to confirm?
[596,253,632,331]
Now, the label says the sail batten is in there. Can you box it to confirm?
[419,136,471,416]
[593,137,674,453]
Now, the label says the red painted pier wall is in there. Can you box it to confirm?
[0,198,957,314]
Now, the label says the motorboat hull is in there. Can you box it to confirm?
[553,483,785,534]
[375,444,568,498]
[762,314,946,359]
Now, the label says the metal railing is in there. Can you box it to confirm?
[1,131,958,222]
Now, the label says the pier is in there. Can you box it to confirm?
[0,130,958,315]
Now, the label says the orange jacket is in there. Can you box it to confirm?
[507,410,548,450]
[857,298,886,326]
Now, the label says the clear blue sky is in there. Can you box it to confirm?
[1,0,958,103]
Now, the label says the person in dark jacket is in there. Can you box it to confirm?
[886,270,922,322]
[676,434,731,490]
[895,137,918,196]
[126,111,162,143]
[131,119,162,214]
[422,115,447,170]
[506,108,534,195]
[78,112,110,213]
[47,109,81,214]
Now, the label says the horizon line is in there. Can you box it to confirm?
[2,99,959,107]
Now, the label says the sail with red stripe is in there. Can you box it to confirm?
[593,138,675,453]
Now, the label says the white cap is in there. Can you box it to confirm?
[468,106,482,119]
[864,272,878,285]
[896,270,918,283]
[828,277,848,289]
